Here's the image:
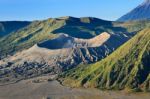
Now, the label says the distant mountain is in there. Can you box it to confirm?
[0,21,30,37]
[0,17,150,91]
[0,16,129,58]
[60,28,150,92]
[0,31,131,83]
[118,0,150,22]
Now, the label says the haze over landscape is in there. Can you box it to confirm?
[0,0,150,99]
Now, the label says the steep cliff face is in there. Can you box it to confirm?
[0,32,130,83]
[118,0,150,21]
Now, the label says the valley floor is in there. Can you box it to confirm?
[0,76,149,99]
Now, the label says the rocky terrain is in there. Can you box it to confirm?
[0,31,131,84]
[60,28,150,92]
[0,16,127,58]
[0,15,150,99]
[0,0,150,98]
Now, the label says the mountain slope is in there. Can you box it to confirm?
[2,17,150,59]
[116,19,150,32]
[0,16,128,58]
[60,28,150,92]
[0,21,30,37]
[118,0,150,21]
[0,31,130,83]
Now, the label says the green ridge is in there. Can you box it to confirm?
[0,21,30,37]
[60,28,150,92]
[0,17,127,58]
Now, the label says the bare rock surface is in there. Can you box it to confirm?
[0,32,130,83]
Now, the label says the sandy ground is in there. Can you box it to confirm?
[0,76,149,99]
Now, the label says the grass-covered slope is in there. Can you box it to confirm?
[60,28,150,92]
[0,19,59,58]
[116,19,150,32]
[0,16,128,58]
[0,21,30,37]
[1,16,150,58]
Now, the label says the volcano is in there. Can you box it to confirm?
[118,0,150,21]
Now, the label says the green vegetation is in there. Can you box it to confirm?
[1,17,150,60]
[0,21,30,37]
[0,17,127,58]
[0,19,63,57]
[117,20,150,32]
[60,28,150,92]
[0,17,150,92]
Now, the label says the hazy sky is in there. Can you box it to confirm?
[0,0,143,21]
